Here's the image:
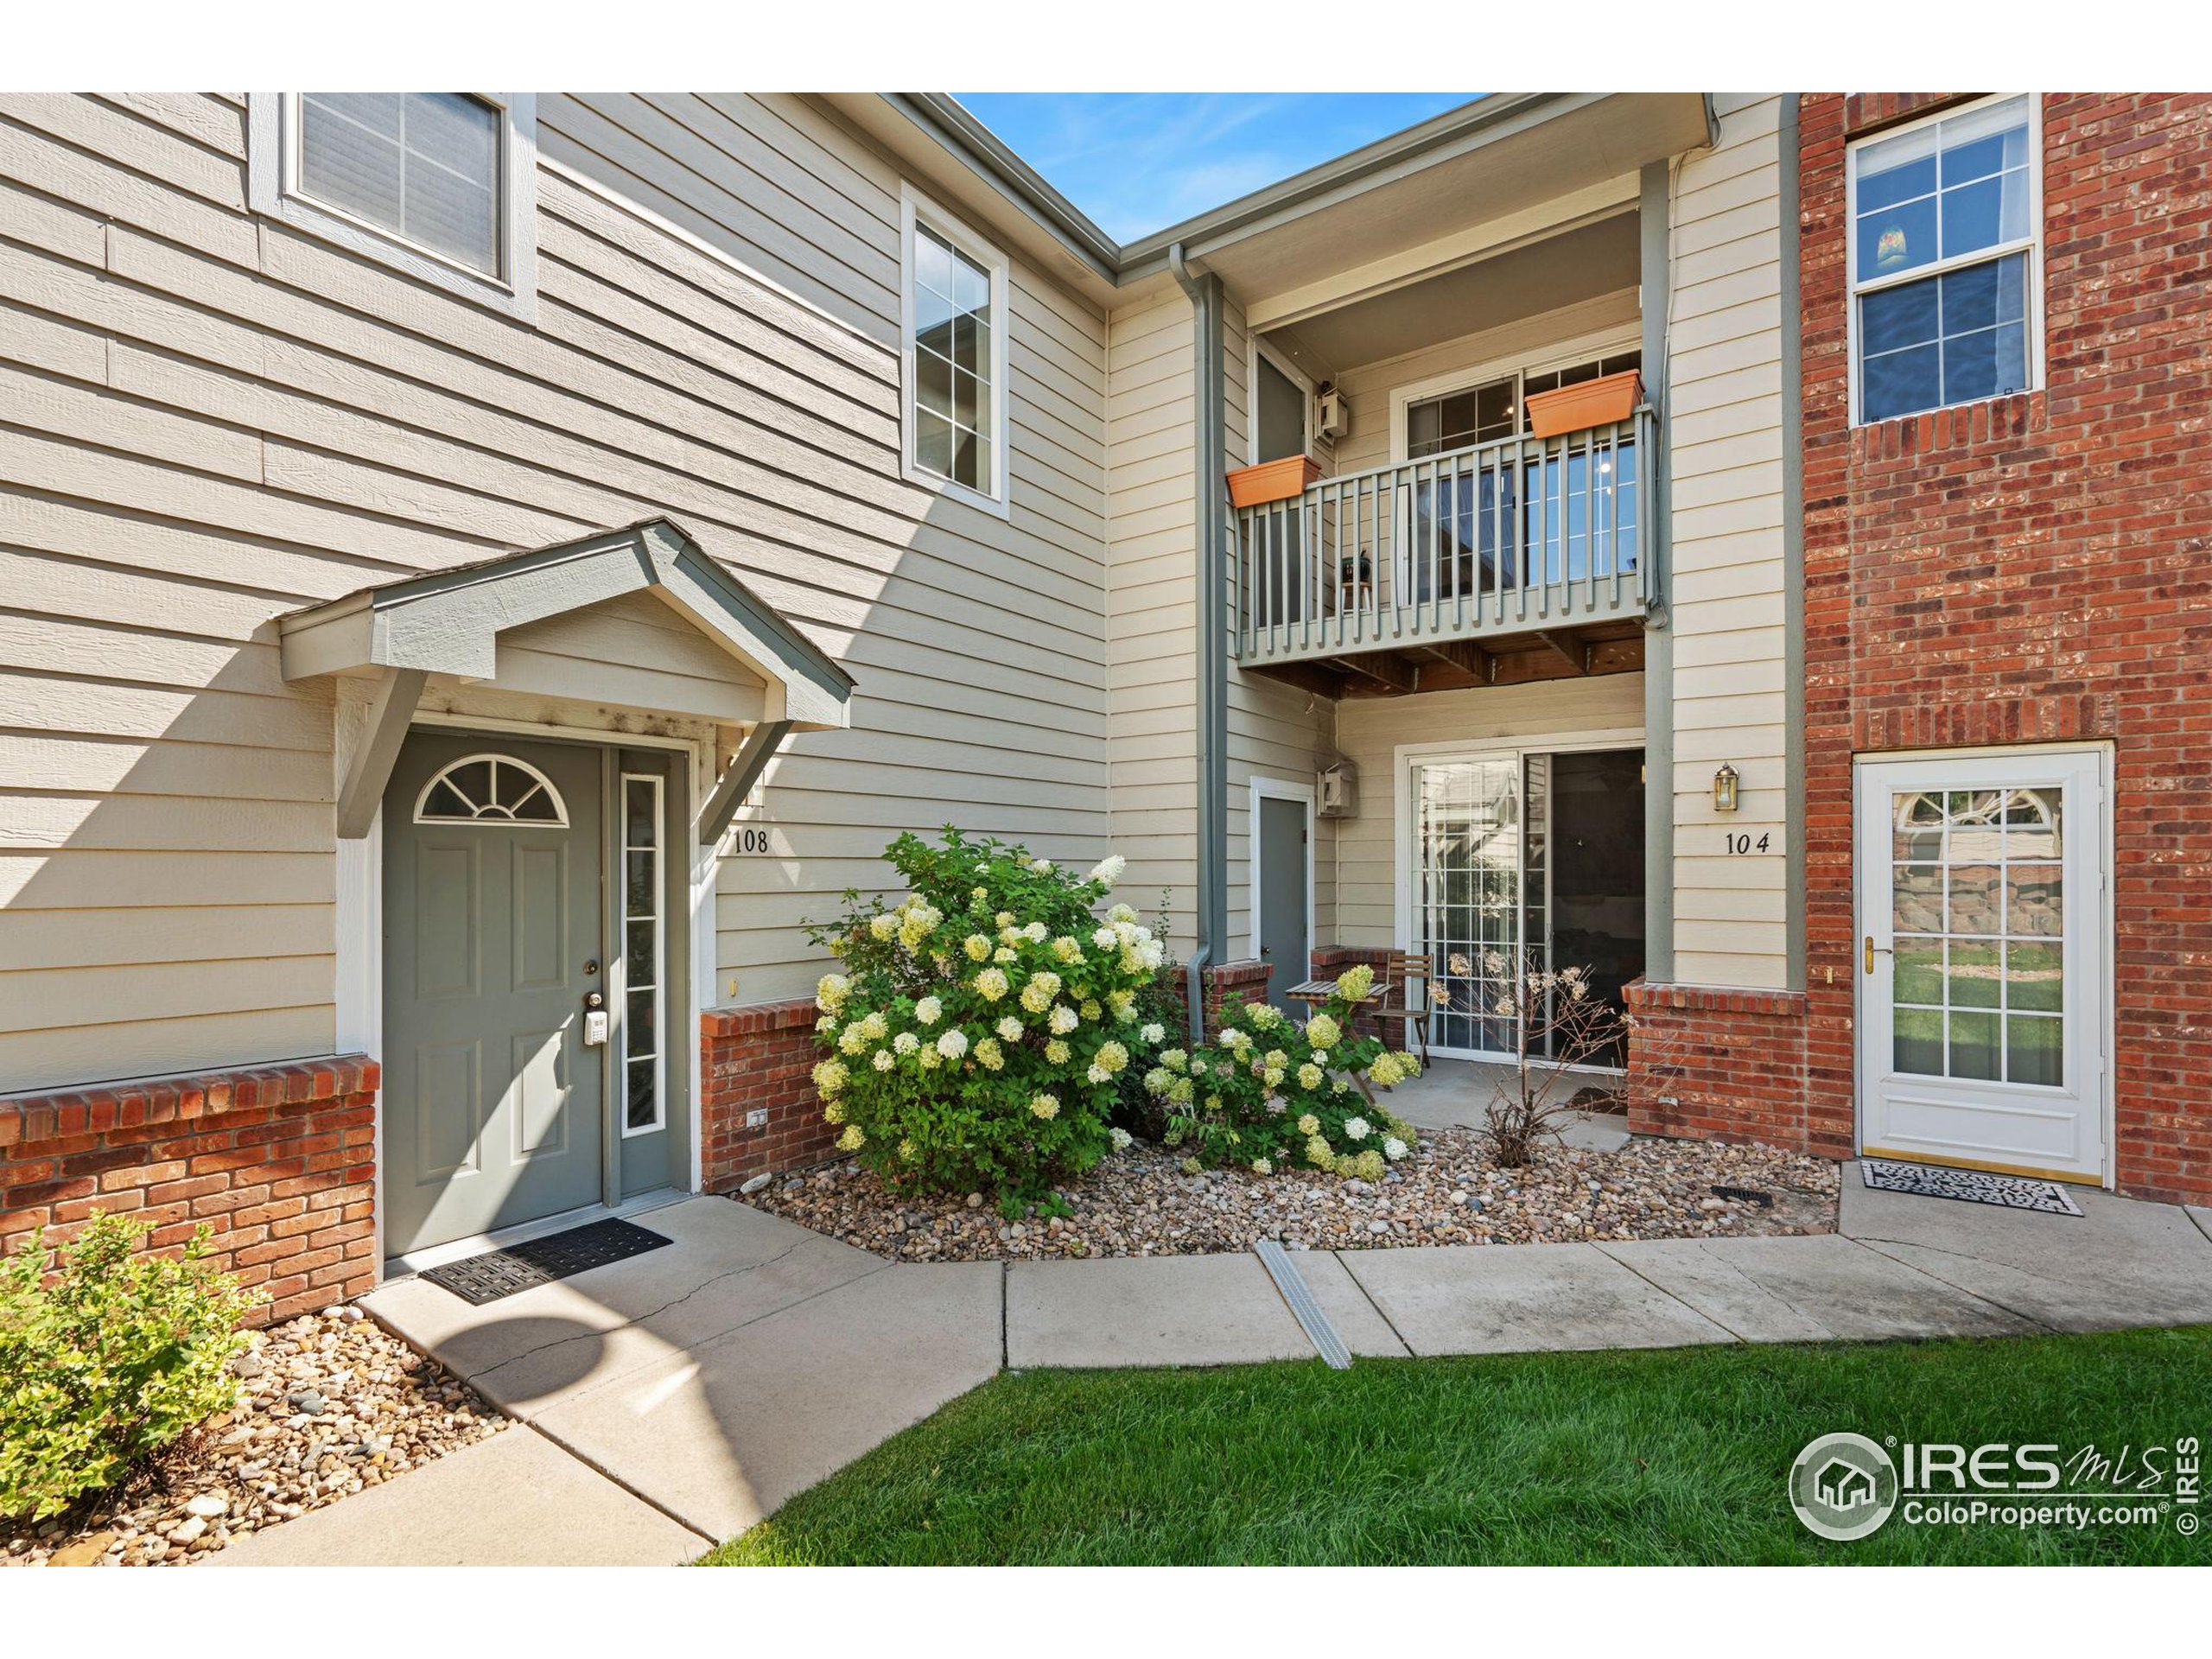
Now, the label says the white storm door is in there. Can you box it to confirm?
[1855,748,2107,1183]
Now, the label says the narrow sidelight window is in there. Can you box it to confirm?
[620,773,664,1137]
[1849,95,2041,424]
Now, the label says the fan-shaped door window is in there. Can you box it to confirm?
[413,753,569,826]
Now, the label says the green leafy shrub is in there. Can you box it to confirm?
[804,829,1168,1198]
[1,1211,264,1522]
[1142,964,1421,1178]
[1110,890,1186,1142]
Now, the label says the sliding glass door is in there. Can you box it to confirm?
[1407,745,1643,1062]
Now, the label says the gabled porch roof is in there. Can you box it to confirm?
[279,517,855,839]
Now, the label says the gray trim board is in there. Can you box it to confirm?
[1639,159,1675,985]
[1780,95,1808,994]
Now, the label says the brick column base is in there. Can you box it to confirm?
[1199,958,1272,1028]
[0,1058,380,1324]
[1624,981,1840,1156]
[699,998,836,1189]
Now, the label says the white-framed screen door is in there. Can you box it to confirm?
[1855,747,2108,1184]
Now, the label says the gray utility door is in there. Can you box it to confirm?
[1256,792,1311,1012]
[384,733,606,1255]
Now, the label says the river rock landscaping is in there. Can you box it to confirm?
[741,1127,1839,1262]
[2,1305,504,1568]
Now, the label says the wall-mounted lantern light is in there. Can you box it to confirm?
[1713,763,1740,814]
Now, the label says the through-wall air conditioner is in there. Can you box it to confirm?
[1317,759,1358,819]
[1315,386,1348,442]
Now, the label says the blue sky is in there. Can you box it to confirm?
[954,93,1476,243]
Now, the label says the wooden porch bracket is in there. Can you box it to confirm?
[335,667,427,840]
[699,719,795,845]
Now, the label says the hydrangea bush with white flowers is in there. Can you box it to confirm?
[803,829,1167,1198]
[1141,964,1420,1180]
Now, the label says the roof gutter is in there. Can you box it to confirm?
[1170,242,1230,1042]
[882,93,1122,283]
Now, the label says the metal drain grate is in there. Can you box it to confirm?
[1859,1159,2082,1217]
[421,1217,673,1305]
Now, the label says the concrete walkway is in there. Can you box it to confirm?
[207,1174,2212,1566]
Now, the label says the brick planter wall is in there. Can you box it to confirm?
[698,998,835,1189]
[1199,958,1272,1027]
[1796,92,2212,1203]
[1624,982,1828,1153]
[0,1058,378,1323]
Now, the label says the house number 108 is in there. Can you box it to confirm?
[729,827,773,854]
[1726,832,1772,855]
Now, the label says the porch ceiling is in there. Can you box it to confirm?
[1245,617,1645,701]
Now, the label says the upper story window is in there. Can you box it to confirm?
[1402,349,1641,460]
[248,92,537,321]
[1850,95,2040,424]
[900,186,1009,513]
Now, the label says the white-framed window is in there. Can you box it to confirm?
[899,184,1009,513]
[1848,94,2042,426]
[1248,336,1314,464]
[247,92,537,321]
[620,772,665,1139]
[1386,327,1643,461]
[412,753,568,826]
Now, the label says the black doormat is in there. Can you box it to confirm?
[1860,1158,2083,1217]
[421,1217,673,1305]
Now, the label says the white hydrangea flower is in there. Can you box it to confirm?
[914,995,943,1026]
[1024,920,1048,943]
[1140,1022,1166,1045]
[1049,1003,1080,1035]
[815,973,850,1013]
[996,1014,1023,1042]
[871,1049,895,1071]
[975,967,1010,1002]
[1344,1116,1371,1141]
[892,1031,920,1056]
[1109,1127,1134,1151]
[1045,1039,1071,1064]
[1030,858,1054,874]
[1383,1137,1409,1161]
[1107,902,1138,925]
[1092,925,1119,950]
[935,1028,969,1060]
[868,913,898,940]
[1087,854,1126,888]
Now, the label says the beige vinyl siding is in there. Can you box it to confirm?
[1331,677,1646,949]
[0,92,1109,1090]
[1663,92,1789,989]
[1103,286,1198,950]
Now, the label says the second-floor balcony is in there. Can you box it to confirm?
[1233,407,1654,695]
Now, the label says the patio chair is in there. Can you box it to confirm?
[1368,951,1435,1065]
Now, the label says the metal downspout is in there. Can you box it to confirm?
[1171,242,1229,1042]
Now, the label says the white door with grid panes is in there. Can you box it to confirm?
[1855,749,2107,1183]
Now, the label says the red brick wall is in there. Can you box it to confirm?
[0,1058,379,1323]
[1200,958,1272,1027]
[1797,92,2212,1203]
[698,998,835,1189]
[1625,982,1828,1152]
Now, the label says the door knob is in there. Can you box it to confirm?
[583,989,605,1011]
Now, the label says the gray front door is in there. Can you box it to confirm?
[1257,792,1311,1011]
[383,734,605,1255]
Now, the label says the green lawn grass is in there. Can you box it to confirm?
[702,1327,2212,1565]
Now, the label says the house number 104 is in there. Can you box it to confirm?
[1726,832,1772,855]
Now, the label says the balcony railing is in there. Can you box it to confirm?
[1232,408,1654,668]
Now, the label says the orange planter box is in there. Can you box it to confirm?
[1226,454,1322,508]
[1524,370,1643,439]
